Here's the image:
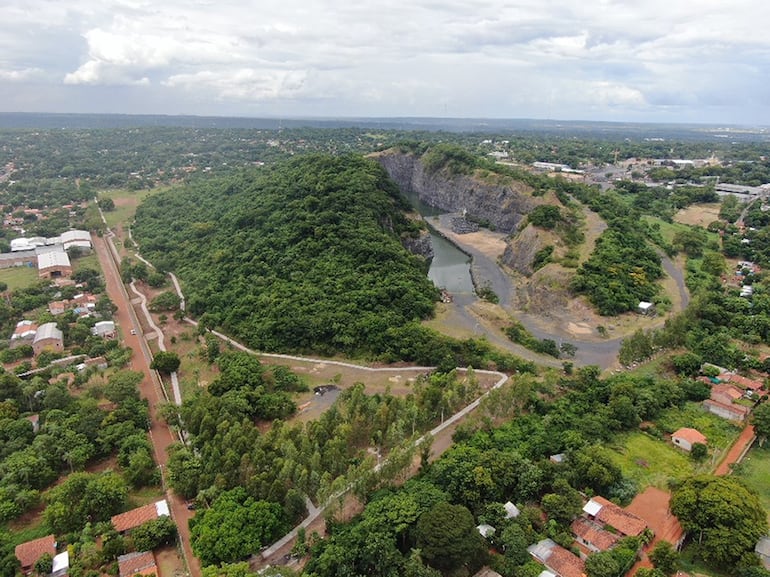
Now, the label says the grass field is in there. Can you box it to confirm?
[609,432,696,488]
[0,265,39,291]
[609,402,743,490]
[644,215,721,246]
[655,402,742,455]
[72,253,100,274]
[99,188,159,229]
[735,442,770,518]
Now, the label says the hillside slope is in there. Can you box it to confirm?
[132,154,439,356]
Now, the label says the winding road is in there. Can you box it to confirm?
[431,214,691,370]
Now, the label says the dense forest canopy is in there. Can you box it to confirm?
[133,154,439,357]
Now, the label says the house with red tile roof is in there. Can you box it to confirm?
[571,517,619,554]
[703,399,751,422]
[582,496,647,538]
[711,383,744,405]
[724,373,764,391]
[118,551,157,577]
[111,500,170,533]
[527,539,586,577]
[15,534,56,575]
[671,428,707,452]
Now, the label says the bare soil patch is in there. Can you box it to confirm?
[674,203,721,227]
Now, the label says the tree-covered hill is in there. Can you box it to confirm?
[133,154,440,357]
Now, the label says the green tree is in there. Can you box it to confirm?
[151,351,181,374]
[648,541,679,576]
[190,488,285,566]
[671,475,768,567]
[131,516,177,551]
[415,502,486,573]
[750,403,770,441]
[33,553,52,576]
[104,370,144,404]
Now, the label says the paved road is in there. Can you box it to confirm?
[93,232,201,577]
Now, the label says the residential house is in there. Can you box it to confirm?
[724,373,764,393]
[117,551,157,577]
[111,500,170,534]
[10,320,37,348]
[703,399,751,422]
[571,516,618,555]
[15,534,56,575]
[671,428,707,452]
[33,322,64,355]
[92,321,116,338]
[582,496,647,538]
[527,539,585,577]
[702,382,752,422]
[711,383,744,405]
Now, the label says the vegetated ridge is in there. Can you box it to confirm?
[133,154,441,358]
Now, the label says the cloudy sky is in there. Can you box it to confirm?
[0,0,768,124]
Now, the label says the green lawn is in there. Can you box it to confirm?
[735,442,770,519]
[0,265,39,291]
[609,431,695,489]
[655,402,742,456]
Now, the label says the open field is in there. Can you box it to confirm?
[0,265,38,290]
[72,253,100,273]
[673,203,722,227]
[735,442,770,518]
[609,432,695,488]
[99,188,160,230]
[655,402,743,454]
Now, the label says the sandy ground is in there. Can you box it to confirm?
[673,203,722,227]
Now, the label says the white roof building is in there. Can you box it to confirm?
[60,230,92,251]
[37,250,71,270]
[504,501,521,519]
[51,551,69,577]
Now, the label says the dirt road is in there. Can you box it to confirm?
[93,233,201,577]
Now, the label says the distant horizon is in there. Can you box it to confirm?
[1,111,768,134]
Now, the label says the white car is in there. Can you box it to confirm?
[130,329,137,335]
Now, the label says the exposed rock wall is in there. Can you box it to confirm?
[401,229,434,262]
[376,151,539,235]
[501,224,547,276]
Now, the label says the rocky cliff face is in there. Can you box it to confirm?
[401,229,434,262]
[376,151,540,235]
[501,224,548,276]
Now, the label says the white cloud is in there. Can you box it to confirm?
[0,0,768,122]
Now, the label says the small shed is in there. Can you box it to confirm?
[672,427,707,452]
[504,501,520,519]
[638,301,655,315]
[477,524,496,538]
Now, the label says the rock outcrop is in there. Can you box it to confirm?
[376,151,540,235]
[401,229,434,262]
[501,224,550,276]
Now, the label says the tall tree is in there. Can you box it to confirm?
[671,475,768,568]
